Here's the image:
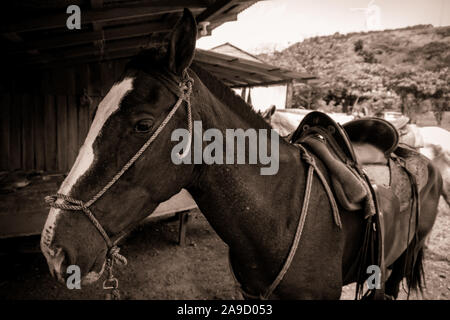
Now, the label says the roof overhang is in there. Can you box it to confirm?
[195,49,315,88]
[0,1,316,87]
[0,0,259,68]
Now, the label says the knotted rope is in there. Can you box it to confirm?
[45,72,194,299]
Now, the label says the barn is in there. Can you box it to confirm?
[0,1,312,242]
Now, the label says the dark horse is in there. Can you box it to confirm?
[41,10,442,299]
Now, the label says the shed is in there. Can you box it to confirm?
[206,43,315,111]
[0,1,313,241]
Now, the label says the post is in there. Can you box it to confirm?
[285,81,293,108]
[240,87,247,100]
[177,210,190,246]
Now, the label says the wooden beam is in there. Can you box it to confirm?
[0,5,193,33]
[29,48,140,70]
[197,0,239,22]
[22,34,166,65]
[8,21,172,54]
[2,32,23,43]
[90,0,104,9]
[177,210,190,246]
[230,79,292,89]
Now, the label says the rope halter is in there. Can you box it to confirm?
[45,71,194,299]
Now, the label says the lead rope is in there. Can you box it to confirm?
[230,145,341,300]
[260,145,341,299]
[45,72,194,300]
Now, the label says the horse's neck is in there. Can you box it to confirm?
[186,78,306,265]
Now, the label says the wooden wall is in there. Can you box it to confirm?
[0,59,128,172]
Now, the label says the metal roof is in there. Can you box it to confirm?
[195,49,315,87]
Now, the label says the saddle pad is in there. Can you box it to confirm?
[369,157,424,267]
[394,145,429,194]
[353,143,388,165]
[363,165,390,187]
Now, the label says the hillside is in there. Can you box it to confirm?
[258,25,450,120]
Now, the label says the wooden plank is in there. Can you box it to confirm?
[88,63,102,96]
[78,95,90,148]
[66,67,76,95]
[8,21,172,55]
[33,95,46,171]
[26,35,158,65]
[114,59,127,79]
[230,79,291,89]
[0,175,63,239]
[52,69,70,96]
[28,47,142,70]
[90,0,104,9]
[43,95,57,171]
[9,95,22,170]
[89,96,101,125]
[197,0,237,22]
[0,94,11,170]
[20,94,34,170]
[67,95,79,169]
[56,95,68,172]
[1,6,188,33]
[100,61,115,96]
[74,63,90,96]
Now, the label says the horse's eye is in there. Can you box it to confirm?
[134,120,153,133]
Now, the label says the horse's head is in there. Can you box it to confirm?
[41,9,199,285]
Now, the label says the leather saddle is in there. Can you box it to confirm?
[290,112,427,213]
[290,111,429,298]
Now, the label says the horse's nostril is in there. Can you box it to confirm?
[49,246,69,283]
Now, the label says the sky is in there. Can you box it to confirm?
[197,0,450,53]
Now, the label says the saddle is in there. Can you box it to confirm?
[290,111,427,298]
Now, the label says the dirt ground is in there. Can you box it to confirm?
[0,198,449,300]
[0,111,449,300]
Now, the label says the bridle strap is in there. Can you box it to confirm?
[45,71,194,299]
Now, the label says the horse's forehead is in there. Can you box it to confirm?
[59,76,134,194]
[41,76,135,252]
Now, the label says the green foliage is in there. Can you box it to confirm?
[258,25,449,115]
[354,39,364,53]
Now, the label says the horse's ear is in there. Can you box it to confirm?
[167,8,197,76]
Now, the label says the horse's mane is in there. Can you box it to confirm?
[190,62,272,130]
[127,48,272,130]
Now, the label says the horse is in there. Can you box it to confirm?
[419,127,450,206]
[40,9,442,299]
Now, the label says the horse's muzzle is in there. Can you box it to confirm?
[42,245,69,285]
